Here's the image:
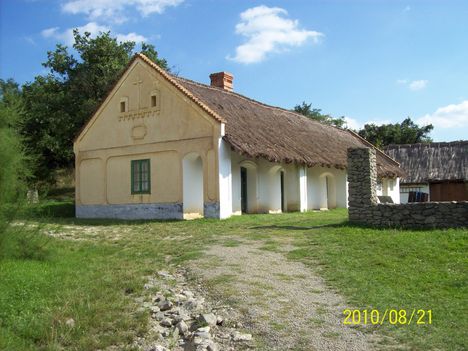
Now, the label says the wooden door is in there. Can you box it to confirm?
[241,167,247,213]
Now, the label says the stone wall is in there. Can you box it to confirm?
[347,147,468,228]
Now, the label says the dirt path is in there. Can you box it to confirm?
[189,242,379,351]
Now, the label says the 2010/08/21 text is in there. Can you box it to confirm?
[343,309,432,326]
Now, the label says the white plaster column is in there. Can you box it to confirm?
[218,125,232,219]
[299,165,308,212]
[394,177,401,204]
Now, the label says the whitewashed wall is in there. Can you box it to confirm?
[307,166,348,210]
[230,152,349,215]
[231,153,301,214]
[377,177,401,204]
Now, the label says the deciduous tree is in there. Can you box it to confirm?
[293,102,345,128]
[358,118,433,148]
[20,31,169,182]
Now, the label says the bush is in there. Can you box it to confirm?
[0,78,49,261]
[0,224,50,261]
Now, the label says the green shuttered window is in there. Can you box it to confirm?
[131,159,151,194]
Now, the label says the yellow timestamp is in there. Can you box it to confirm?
[343,309,432,326]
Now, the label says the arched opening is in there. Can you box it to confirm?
[267,165,286,213]
[183,153,204,219]
[239,161,258,213]
[319,173,336,209]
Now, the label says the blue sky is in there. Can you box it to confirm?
[1,0,467,141]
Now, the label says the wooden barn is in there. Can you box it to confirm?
[385,141,468,203]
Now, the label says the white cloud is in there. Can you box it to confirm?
[409,79,428,91]
[116,32,147,43]
[228,5,323,64]
[61,0,184,23]
[41,22,109,45]
[343,117,361,130]
[41,27,60,38]
[41,22,147,45]
[403,5,411,12]
[417,100,468,129]
[342,117,393,130]
[366,119,391,126]
[396,78,429,91]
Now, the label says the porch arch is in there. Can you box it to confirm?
[183,152,204,219]
[267,166,286,213]
[319,172,336,209]
[239,160,258,213]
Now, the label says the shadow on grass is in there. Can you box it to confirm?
[250,222,349,231]
[249,221,437,233]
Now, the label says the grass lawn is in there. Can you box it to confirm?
[0,205,466,350]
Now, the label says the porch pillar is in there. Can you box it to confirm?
[299,165,308,212]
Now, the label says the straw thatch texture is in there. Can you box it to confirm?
[384,141,468,183]
[174,76,402,177]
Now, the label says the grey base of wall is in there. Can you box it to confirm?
[204,202,220,219]
[76,203,184,220]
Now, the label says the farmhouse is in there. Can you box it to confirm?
[74,53,402,219]
[385,141,468,203]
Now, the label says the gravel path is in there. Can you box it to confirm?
[189,242,380,351]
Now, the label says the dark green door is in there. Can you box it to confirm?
[241,167,247,213]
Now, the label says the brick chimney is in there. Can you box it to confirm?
[209,72,233,91]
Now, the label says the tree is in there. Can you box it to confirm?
[357,118,433,148]
[20,31,169,182]
[293,102,346,128]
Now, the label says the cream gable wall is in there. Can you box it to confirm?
[74,58,222,211]
[77,60,214,150]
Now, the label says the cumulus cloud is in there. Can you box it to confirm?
[61,0,184,23]
[228,5,323,64]
[417,100,468,129]
[41,22,147,45]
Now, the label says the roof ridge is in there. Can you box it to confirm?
[173,74,349,133]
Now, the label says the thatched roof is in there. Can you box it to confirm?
[76,53,402,177]
[173,75,402,177]
[384,141,468,183]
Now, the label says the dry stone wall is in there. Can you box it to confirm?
[347,147,468,228]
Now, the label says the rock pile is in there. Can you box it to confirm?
[133,269,253,351]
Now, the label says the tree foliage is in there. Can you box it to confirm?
[293,102,346,128]
[357,118,433,148]
[20,31,169,182]
[0,79,29,218]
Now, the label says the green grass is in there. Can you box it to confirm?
[1,203,466,350]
